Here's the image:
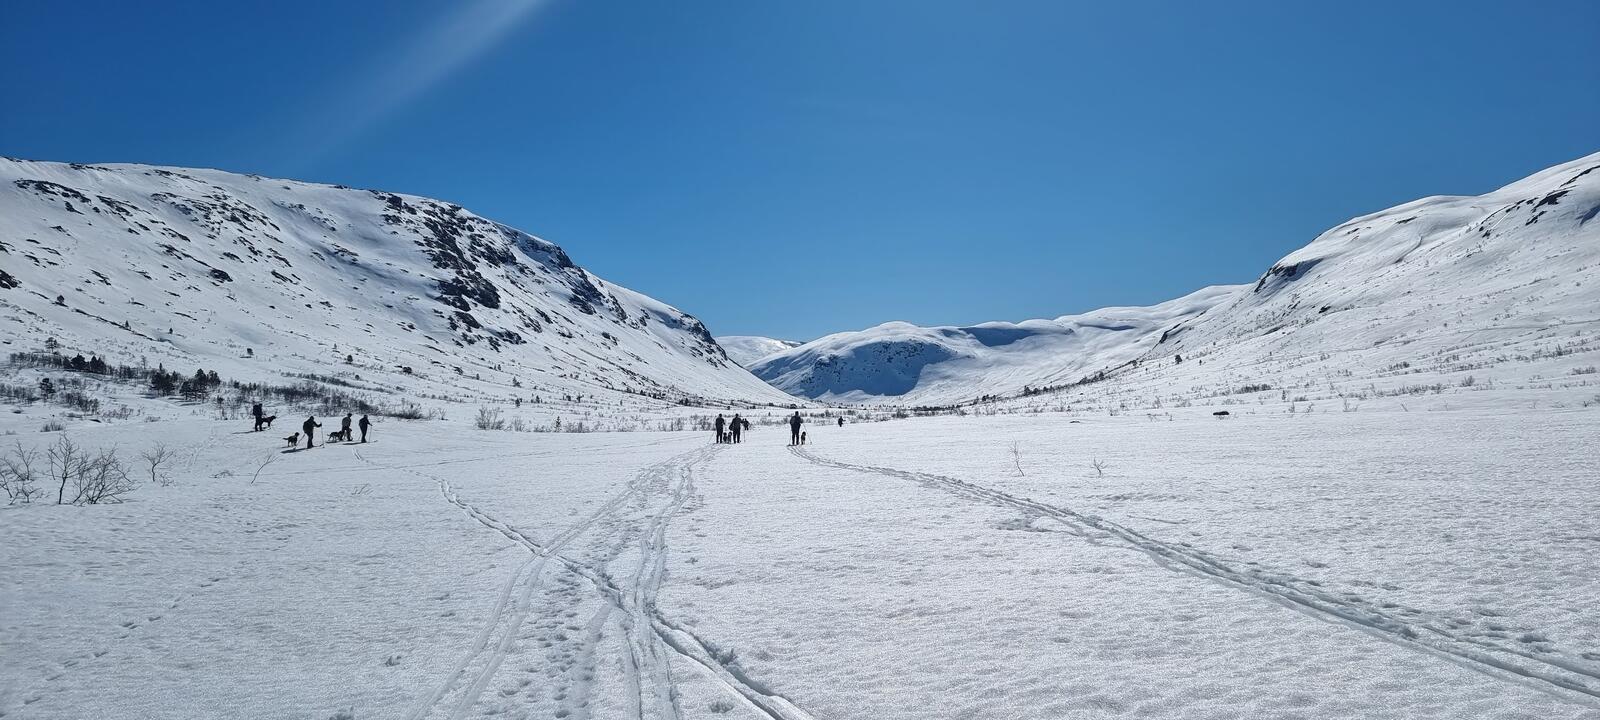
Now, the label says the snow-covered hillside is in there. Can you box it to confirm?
[715,336,803,366]
[754,151,1600,406]
[0,159,795,411]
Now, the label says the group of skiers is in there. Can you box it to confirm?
[713,413,751,444]
[252,402,369,450]
[715,411,843,446]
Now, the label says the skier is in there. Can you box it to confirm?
[837,417,844,428]
[714,414,726,444]
[302,415,321,450]
[251,402,264,431]
[358,415,371,443]
[788,411,803,446]
[340,413,353,443]
[730,414,743,444]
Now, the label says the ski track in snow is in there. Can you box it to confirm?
[361,445,817,720]
[789,446,1600,708]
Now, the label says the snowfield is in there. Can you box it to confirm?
[714,337,804,368]
[3,401,1598,719]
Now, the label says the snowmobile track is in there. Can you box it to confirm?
[367,445,817,720]
[791,446,1600,706]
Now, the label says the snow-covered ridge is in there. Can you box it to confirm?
[754,151,1600,405]
[0,158,796,407]
[714,335,804,366]
[750,287,1242,404]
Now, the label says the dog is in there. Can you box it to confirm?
[800,431,807,445]
[260,414,276,429]
[284,432,300,448]
[329,428,350,443]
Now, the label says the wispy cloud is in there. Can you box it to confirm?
[283,0,550,168]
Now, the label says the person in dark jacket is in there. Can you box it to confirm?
[837,417,844,428]
[302,416,321,449]
[358,415,371,443]
[714,414,726,444]
[788,412,803,446]
[340,413,353,443]
[252,402,264,431]
[730,414,743,443]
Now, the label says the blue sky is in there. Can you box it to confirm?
[3,1,1597,341]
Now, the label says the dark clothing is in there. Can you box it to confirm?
[341,415,353,442]
[789,413,802,445]
[302,417,321,449]
[838,417,844,427]
[252,403,264,430]
[714,416,726,443]
[730,415,743,443]
[358,416,370,443]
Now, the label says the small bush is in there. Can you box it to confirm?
[388,404,425,420]
[138,443,176,487]
[0,442,43,504]
[43,435,136,504]
[41,420,64,433]
[475,406,504,430]
[72,448,134,504]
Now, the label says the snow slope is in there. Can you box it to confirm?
[715,336,803,367]
[0,158,795,409]
[754,151,1600,406]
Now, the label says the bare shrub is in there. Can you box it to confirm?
[250,452,278,485]
[475,406,504,431]
[388,404,425,420]
[41,420,64,433]
[47,435,85,504]
[0,442,43,504]
[1090,459,1107,478]
[138,442,177,487]
[1010,442,1026,476]
[72,448,135,504]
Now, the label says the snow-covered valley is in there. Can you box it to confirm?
[3,149,1600,719]
[3,402,1598,719]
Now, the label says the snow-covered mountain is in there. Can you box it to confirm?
[750,288,1240,404]
[0,158,796,409]
[715,335,803,366]
[754,151,1600,406]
